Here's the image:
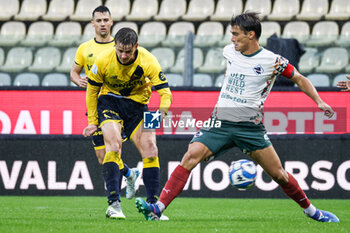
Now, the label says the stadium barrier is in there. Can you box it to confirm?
[0,134,349,198]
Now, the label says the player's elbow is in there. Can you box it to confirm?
[70,70,78,82]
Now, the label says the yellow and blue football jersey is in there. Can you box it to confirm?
[86,46,172,125]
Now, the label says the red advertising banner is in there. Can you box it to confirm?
[0,90,349,135]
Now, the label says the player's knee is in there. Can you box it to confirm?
[106,143,121,153]
[104,136,122,152]
[103,129,122,146]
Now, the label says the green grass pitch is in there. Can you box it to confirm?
[0,196,349,233]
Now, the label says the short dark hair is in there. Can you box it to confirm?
[92,5,111,18]
[230,12,261,39]
[114,27,138,46]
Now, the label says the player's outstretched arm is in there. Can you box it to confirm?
[337,75,350,92]
[290,69,334,118]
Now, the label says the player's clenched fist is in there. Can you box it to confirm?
[83,124,98,137]
[318,102,334,118]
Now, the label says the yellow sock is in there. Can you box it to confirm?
[142,157,160,168]
[103,151,124,169]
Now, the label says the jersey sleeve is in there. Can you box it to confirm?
[157,87,172,114]
[74,44,85,67]
[86,57,104,125]
[86,83,100,125]
[88,57,104,85]
[272,56,295,79]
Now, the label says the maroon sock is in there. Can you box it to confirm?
[281,172,310,208]
[159,165,191,207]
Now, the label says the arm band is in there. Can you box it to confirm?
[88,78,103,87]
[281,63,295,79]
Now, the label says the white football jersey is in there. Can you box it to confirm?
[213,44,292,123]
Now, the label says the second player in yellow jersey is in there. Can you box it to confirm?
[72,6,140,219]
[83,27,172,220]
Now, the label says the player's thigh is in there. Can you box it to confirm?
[101,121,123,152]
[181,142,212,170]
[97,95,124,150]
[190,127,235,161]
[250,145,288,184]
[131,126,157,158]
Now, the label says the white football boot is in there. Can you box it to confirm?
[106,201,126,220]
[126,168,140,199]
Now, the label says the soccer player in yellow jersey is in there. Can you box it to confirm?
[83,27,172,220]
[70,6,139,213]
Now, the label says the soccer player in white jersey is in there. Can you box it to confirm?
[136,12,340,222]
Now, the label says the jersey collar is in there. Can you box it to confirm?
[94,37,114,44]
[241,47,263,57]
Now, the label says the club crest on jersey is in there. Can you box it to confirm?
[194,131,203,138]
[253,64,264,75]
